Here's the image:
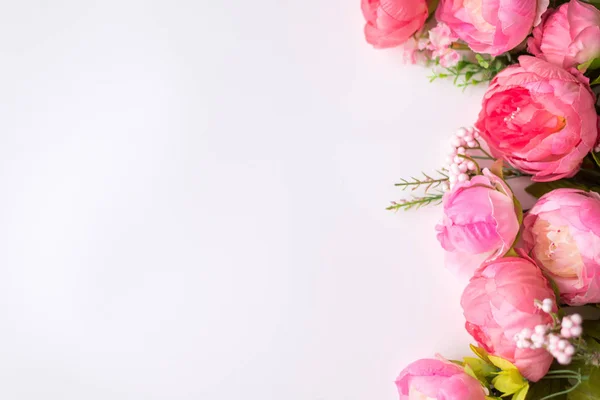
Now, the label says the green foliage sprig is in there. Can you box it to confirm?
[387,193,444,211]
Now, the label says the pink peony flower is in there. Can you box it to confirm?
[522,189,600,305]
[475,56,598,182]
[436,170,520,278]
[528,0,600,71]
[361,0,429,48]
[395,358,486,399]
[461,255,556,382]
[436,0,549,56]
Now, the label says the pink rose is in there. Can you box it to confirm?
[528,0,600,71]
[461,256,556,381]
[361,0,428,48]
[522,189,600,305]
[395,358,486,399]
[475,56,598,182]
[436,170,520,278]
[436,0,549,56]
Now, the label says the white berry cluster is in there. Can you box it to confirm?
[513,298,583,365]
[445,127,480,189]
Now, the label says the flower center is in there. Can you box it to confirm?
[408,387,437,400]
[532,219,583,279]
[486,88,566,151]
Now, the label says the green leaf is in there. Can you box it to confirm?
[490,159,504,179]
[492,369,527,395]
[527,379,568,400]
[427,0,440,15]
[592,151,600,169]
[525,180,588,199]
[488,354,518,371]
[464,364,479,381]
[584,320,600,341]
[464,356,498,381]
[578,58,600,72]
[476,54,490,68]
[470,344,491,363]
[567,365,600,400]
[513,384,530,400]
[591,75,600,86]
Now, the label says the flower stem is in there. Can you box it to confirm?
[457,154,481,175]
[539,370,586,399]
[473,141,494,159]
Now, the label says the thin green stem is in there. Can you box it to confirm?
[538,377,582,400]
[394,178,448,188]
[457,154,481,174]
[387,194,444,211]
[473,142,494,159]
[469,155,493,160]
[545,369,581,375]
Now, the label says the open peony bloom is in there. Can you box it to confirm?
[436,0,548,56]
[522,189,600,305]
[395,358,486,399]
[461,256,556,382]
[361,0,428,48]
[528,0,600,71]
[475,56,598,182]
[436,169,519,278]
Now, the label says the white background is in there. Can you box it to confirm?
[0,1,497,399]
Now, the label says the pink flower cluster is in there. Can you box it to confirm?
[361,0,551,55]
[362,0,600,397]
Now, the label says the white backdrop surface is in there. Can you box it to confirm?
[0,1,494,399]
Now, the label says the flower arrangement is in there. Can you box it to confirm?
[362,0,600,398]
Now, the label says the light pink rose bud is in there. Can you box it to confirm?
[361,0,429,48]
[475,56,598,182]
[461,255,556,382]
[436,170,519,278]
[528,0,600,71]
[436,0,549,56]
[395,358,486,399]
[522,189,600,305]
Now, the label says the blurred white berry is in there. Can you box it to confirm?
[558,340,569,350]
[570,325,583,338]
[556,354,572,365]
[564,344,576,356]
[570,314,582,326]
[534,325,547,335]
[541,298,554,313]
